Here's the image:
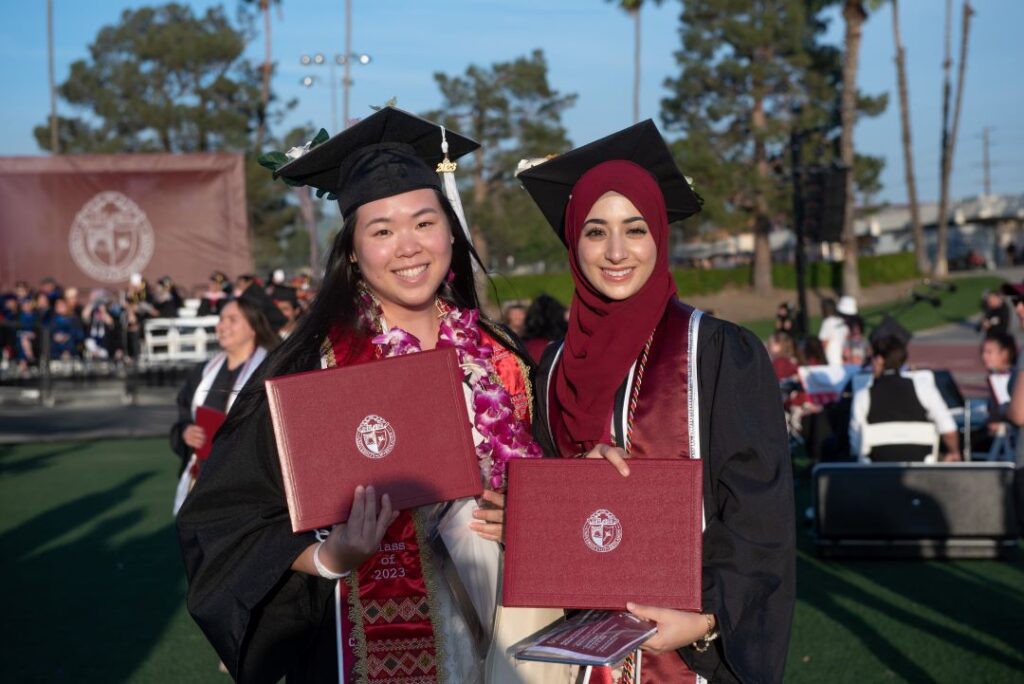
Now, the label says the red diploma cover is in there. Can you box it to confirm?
[194,406,226,461]
[265,347,482,532]
[502,459,702,611]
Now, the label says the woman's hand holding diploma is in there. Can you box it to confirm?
[584,443,631,477]
[469,489,506,542]
[292,485,398,576]
[183,424,207,450]
[627,603,717,653]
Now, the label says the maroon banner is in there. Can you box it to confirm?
[0,153,252,291]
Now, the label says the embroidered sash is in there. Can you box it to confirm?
[550,300,704,684]
[323,332,442,683]
[326,323,532,683]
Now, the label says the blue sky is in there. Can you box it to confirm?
[1,0,1022,204]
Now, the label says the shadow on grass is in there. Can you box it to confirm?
[798,553,1024,679]
[792,462,1024,679]
[0,441,93,477]
[0,472,185,682]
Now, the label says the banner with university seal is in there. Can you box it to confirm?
[0,154,251,289]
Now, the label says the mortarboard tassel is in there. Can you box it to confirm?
[436,126,477,271]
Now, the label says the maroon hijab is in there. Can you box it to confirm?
[551,160,677,453]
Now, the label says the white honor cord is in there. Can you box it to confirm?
[438,125,476,270]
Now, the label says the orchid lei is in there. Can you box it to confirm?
[360,292,541,490]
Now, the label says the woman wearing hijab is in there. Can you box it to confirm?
[177,107,562,684]
[169,294,279,513]
[519,122,796,684]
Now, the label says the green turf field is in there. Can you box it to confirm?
[1,438,1022,682]
[743,275,1004,340]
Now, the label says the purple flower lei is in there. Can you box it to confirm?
[360,293,541,489]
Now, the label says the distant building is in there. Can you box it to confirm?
[855,194,1024,268]
[673,193,1024,270]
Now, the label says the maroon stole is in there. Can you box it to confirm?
[553,299,702,684]
[326,325,533,684]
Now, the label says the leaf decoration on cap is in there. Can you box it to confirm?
[258,128,337,199]
[369,97,398,112]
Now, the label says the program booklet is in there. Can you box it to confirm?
[513,610,656,667]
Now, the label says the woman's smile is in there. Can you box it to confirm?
[392,263,430,282]
[577,191,657,301]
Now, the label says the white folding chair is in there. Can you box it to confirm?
[861,421,940,463]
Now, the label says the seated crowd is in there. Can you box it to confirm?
[0,270,316,371]
[768,290,1021,465]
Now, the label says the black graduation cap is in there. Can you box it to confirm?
[269,284,298,307]
[1000,281,1024,303]
[516,120,702,242]
[869,315,912,348]
[237,283,287,331]
[274,106,479,217]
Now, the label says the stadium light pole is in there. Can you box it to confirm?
[300,50,371,133]
[47,0,58,154]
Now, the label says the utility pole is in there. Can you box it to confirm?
[935,0,954,277]
[632,8,641,124]
[343,0,352,129]
[47,0,58,154]
[981,126,991,196]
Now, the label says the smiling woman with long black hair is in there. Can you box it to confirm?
[176,107,564,684]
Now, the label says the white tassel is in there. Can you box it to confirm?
[437,126,476,270]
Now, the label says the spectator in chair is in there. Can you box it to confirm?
[198,271,231,317]
[818,297,849,367]
[153,276,184,318]
[502,302,527,338]
[849,335,962,463]
[978,290,1010,336]
[1000,290,1024,468]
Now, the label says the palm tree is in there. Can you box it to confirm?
[607,0,665,124]
[935,0,974,277]
[891,0,927,273]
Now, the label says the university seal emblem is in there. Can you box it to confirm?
[68,191,155,283]
[355,415,396,459]
[583,508,623,553]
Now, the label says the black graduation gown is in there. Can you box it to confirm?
[170,361,250,476]
[176,321,535,684]
[534,313,796,684]
[177,358,340,684]
[169,363,204,475]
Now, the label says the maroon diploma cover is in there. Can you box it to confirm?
[194,406,226,461]
[503,459,702,611]
[265,347,481,532]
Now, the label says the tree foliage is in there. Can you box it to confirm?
[427,50,578,269]
[661,0,886,292]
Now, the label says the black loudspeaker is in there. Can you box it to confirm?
[813,462,1019,559]
[800,165,848,243]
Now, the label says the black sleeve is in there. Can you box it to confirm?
[531,340,563,458]
[169,363,204,473]
[176,392,335,683]
[682,321,796,684]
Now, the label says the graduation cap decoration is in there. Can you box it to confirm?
[265,106,479,221]
[516,120,702,243]
[869,315,912,349]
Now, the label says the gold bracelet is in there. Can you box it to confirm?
[692,614,720,653]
